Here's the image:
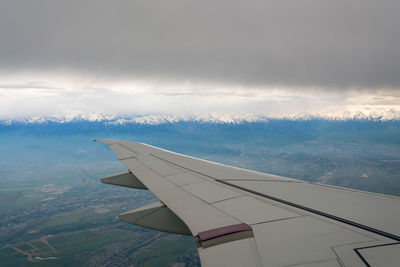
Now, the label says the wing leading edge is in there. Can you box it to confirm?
[95,139,400,267]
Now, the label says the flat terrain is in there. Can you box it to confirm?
[0,120,399,266]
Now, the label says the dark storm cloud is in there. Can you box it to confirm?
[0,0,399,89]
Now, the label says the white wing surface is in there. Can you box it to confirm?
[95,139,400,267]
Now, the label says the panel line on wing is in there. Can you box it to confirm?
[353,242,400,267]
[209,196,243,204]
[118,143,140,154]
[217,180,400,242]
[221,179,302,183]
[118,144,400,241]
[212,196,301,225]
[138,155,184,177]
[150,153,218,180]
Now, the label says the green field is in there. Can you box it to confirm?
[132,237,199,267]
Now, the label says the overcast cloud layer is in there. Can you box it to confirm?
[1,0,400,89]
[1,1,400,120]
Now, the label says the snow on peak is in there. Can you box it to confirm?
[1,109,400,125]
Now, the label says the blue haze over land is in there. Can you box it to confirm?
[1,1,400,266]
[1,118,400,266]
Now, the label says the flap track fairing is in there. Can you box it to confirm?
[100,170,147,189]
[119,202,192,236]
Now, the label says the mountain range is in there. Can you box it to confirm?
[1,109,400,125]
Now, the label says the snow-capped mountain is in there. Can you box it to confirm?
[1,109,400,125]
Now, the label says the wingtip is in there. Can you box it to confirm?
[93,139,113,144]
[93,139,123,145]
[100,177,111,184]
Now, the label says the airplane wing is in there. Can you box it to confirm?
[95,139,400,267]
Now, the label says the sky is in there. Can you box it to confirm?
[0,0,399,120]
